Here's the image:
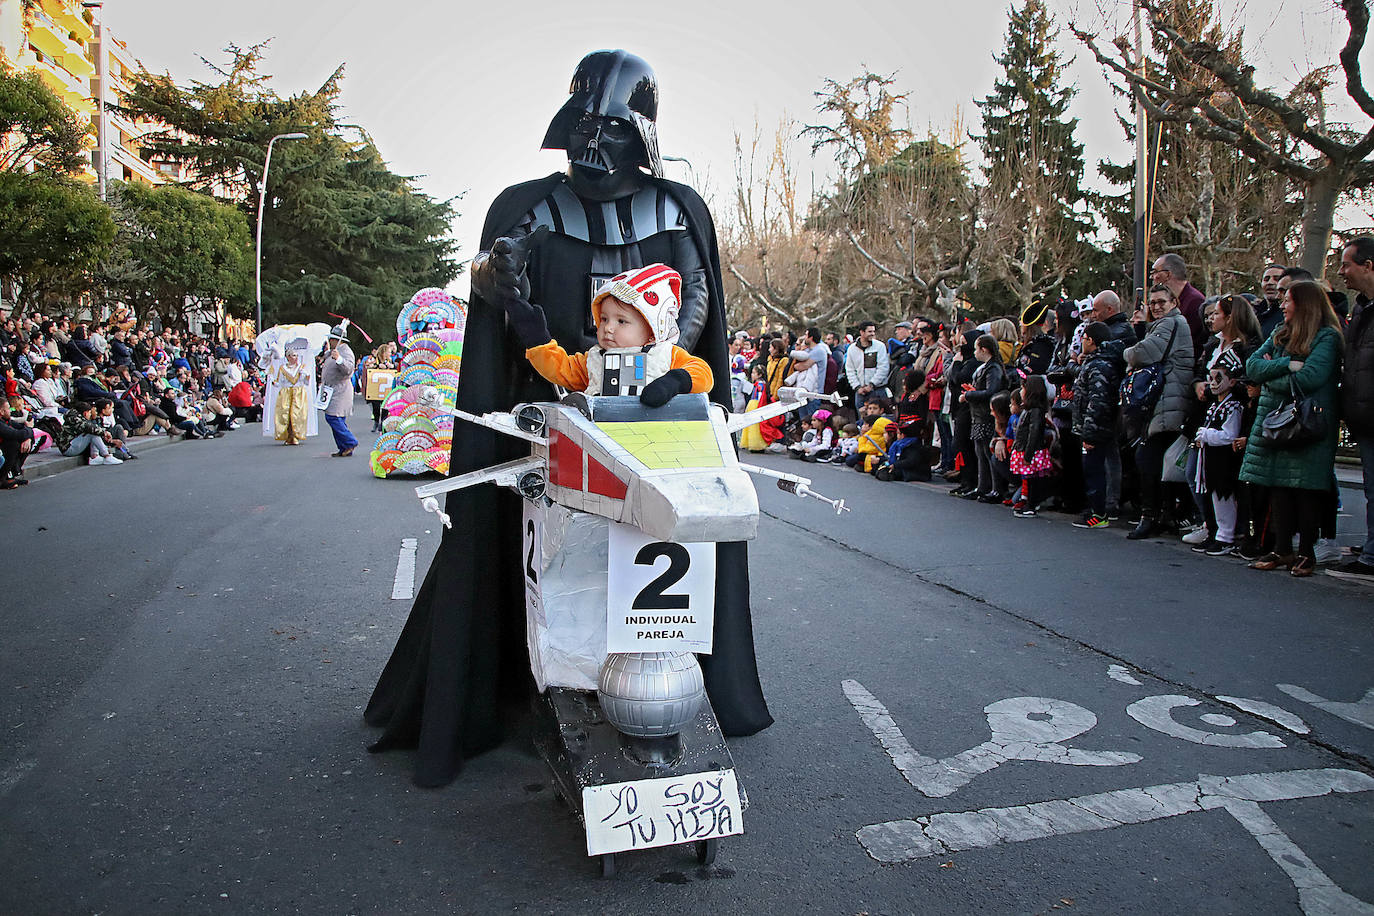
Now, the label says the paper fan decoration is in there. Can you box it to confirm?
[433,368,461,389]
[410,288,450,307]
[432,354,462,373]
[397,365,437,387]
[397,430,439,452]
[403,348,438,367]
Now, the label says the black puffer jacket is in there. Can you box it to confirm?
[963,358,1005,426]
[1343,294,1374,437]
[1071,339,1124,444]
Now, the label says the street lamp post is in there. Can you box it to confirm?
[255,132,308,335]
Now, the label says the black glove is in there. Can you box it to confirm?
[503,296,552,349]
[639,368,692,408]
[470,226,549,305]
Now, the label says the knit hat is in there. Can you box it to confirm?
[591,263,682,345]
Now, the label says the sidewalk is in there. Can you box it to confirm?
[22,430,184,480]
[1336,461,1363,491]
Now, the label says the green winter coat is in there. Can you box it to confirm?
[1238,325,1342,491]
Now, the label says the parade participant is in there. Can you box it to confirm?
[268,350,312,445]
[510,264,712,405]
[367,50,771,788]
[257,325,328,445]
[320,325,358,457]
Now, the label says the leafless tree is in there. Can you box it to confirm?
[1072,0,1374,274]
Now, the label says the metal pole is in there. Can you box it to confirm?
[1132,0,1148,308]
[255,132,307,335]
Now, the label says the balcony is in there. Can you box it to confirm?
[39,0,94,42]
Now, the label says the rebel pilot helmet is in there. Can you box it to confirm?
[591,264,682,347]
[543,50,664,197]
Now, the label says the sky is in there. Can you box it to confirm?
[101,0,1370,297]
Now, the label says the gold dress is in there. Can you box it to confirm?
[273,362,309,445]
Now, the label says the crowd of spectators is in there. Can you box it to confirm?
[0,310,264,486]
[731,238,1374,582]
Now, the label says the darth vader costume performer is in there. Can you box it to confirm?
[365,50,772,787]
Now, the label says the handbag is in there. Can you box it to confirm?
[1121,321,1178,421]
[1260,375,1327,449]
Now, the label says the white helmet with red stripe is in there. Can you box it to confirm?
[591,263,682,345]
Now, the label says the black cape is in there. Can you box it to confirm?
[365,173,772,787]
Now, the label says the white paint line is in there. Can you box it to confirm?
[857,769,1374,915]
[391,537,418,600]
[857,766,1373,855]
[1200,713,1237,727]
[842,681,1139,799]
[1127,695,1285,748]
[1202,798,1374,916]
[1108,664,1143,686]
[1276,684,1374,731]
[1216,695,1310,735]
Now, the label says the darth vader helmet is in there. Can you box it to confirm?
[542,50,664,180]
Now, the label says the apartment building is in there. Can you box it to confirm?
[0,0,181,189]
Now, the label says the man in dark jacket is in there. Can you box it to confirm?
[109,329,133,368]
[1089,290,1138,347]
[1332,237,1374,579]
[1256,263,1286,341]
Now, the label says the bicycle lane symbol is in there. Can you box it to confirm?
[843,679,1374,915]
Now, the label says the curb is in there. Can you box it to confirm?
[23,433,182,481]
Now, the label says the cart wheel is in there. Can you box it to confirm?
[695,838,718,866]
[599,853,617,878]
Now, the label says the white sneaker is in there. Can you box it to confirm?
[1181,527,1209,545]
[102,455,123,465]
[765,443,787,454]
[1314,538,1343,565]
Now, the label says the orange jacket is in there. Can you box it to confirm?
[526,342,713,394]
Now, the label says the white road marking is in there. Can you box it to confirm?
[856,768,1374,915]
[1200,713,1237,727]
[1126,695,1285,748]
[1108,664,1143,686]
[1277,685,1374,731]
[1216,695,1310,735]
[842,680,1139,799]
[391,538,418,600]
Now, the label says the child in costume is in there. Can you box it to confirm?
[516,264,712,407]
[1189,350,1247,554]
[1009,375,1056,516]
[789,408,835,461]
[739,363,770,453]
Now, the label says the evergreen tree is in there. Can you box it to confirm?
[120,44,460,337]
[976,0,1092,309]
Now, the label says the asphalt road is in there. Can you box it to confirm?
[1,410,1371,915]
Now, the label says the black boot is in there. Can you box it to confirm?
[1127,514,1157,540]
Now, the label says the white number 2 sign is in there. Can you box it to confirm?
[606,522,715,654]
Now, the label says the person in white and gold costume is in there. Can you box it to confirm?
[254,323,331,445]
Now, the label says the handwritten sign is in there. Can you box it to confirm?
[606,522,714,654]
[582,769,743,856]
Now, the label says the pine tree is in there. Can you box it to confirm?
[975,0,1092,309]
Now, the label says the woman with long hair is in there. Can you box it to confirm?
[1239,280,1343,577]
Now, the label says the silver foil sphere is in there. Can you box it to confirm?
[597,652,705,737]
